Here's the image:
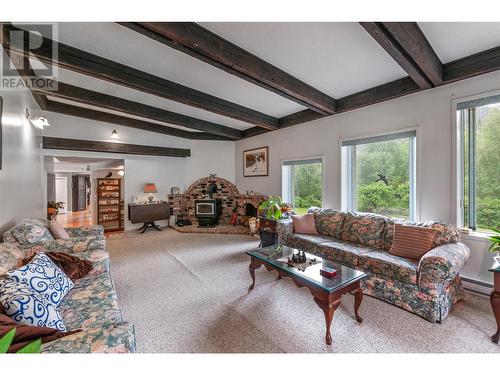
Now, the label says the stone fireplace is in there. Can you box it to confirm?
[168,176,266,227]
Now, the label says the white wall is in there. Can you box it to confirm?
[0,54,44,235]
[235,70,500,285]
[186,140,236,184]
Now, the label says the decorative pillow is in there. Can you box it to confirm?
[341,212,387,249]
[49,221,70,240]
[313,209,347,239]
[0,279,66,331]
[291,214,318,235]
[8,252,74,306]
[0,243,24,276]
[11,220,54,245]
[21,251,92,281]
[411,221,460,247]
[381,218,409,251]
[389,224,440,261]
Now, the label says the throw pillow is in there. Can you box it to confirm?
[8,252,74,306]
[21,251,92,281]
[0,278,66,331]
[48,221,70,240]
[0,305,79,352]
[11,220,54,245]
[291,214,319,235]
[389,224,440,261]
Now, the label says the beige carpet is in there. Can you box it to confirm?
[107,229,500,353]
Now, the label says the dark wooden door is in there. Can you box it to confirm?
[72,175,87,211]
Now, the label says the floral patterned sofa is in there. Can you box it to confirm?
[0,218,135,353]
[277,208,470,323]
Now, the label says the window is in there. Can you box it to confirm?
[282,158,323,214]
[342,131,416,220]
[457,94,500,232]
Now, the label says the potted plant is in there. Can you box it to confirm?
[0,329,41,353]
[488,228,500,262]
[259,195,285,221]
[47,201,65,220]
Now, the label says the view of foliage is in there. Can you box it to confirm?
[289,163,322,214]
[355,138,411,218]
[471,105,500,231]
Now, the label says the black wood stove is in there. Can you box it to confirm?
[195,199,222,227]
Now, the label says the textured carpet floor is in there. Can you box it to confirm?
[107,229,500,353]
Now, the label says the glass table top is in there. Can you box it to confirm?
[246,244,367,293]
[490,259,500,273]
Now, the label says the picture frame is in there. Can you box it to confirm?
[243,146,269,177]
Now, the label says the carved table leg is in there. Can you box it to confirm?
[491,291,500,344]
[350,287,364,323]
[314,297,341,345]
[248,258,262,290]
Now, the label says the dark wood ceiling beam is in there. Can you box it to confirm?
[381,22,443,86]
[3,24,278,130]
[43,136,191,158]
[121,22,336,115]
[443,45,500,83]
[33,82,243,140]
[45,100,232,141]
[360,22,437,89]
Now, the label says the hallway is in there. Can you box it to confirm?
[56,209,93,228]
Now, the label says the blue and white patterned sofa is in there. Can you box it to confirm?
[0,218,135,353]
[277,208,470,322]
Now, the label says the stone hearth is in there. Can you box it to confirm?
[168,176,266,227]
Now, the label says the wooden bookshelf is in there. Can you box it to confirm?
[97,178,124,232]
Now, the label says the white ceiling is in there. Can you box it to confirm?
[19,22,500,134]
[419,22,500,63]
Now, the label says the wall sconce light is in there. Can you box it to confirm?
[117,170,124,177]
[26,108,50,129]
[110,129,120,140]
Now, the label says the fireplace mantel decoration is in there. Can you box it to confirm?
[168,176,266,227]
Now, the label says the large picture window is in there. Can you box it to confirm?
[342,131,416,220]
[457,94,500,232]
[282,158,323,214]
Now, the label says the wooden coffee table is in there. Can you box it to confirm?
[246,244,367,345]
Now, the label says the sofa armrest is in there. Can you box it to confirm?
[65,225,105,240]
[41,322,136,353]
[418,242,470,286]
[276,219,293,244]
[20,237,106,254]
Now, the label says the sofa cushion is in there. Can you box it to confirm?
[59,272,123,330]
[317,240,374,267]
[389,224,440,260]
[0,243,24,276]
[8,252,74,307]
[49,221,70,240]
[382,218,409,251]
[291,214,318,235]
[358,250,418,285]
[286,233,333,254]
[0,278,66,331]
[312,209,347,239]
[11,219,54,245]
[341,212,387,249]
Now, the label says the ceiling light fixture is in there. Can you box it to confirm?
[110,129,120,140]
[26,108,50,129]
[118,170,124,176]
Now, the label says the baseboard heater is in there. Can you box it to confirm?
[461,277,493,296]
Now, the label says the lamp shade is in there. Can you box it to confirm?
[144,183,157,194]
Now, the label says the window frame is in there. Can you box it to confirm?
[340,127,420,221]
[453,90,500,233]
[281,155,325,210]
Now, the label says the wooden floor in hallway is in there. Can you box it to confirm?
[57,209,92,228]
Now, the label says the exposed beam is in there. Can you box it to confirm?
[33,82,243,140]
[382,23,443,86]
[360,22,440,89]
[121,22,336,115]
[3,24,278,130]
[43,136,191,158]
[443,45,500,83]
[278,109,324,129]
[45,101,233,141]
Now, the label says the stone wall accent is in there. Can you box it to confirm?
[168,176,266,226]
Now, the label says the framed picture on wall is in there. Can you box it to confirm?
[243,146,269,177]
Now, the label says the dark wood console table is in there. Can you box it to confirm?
[128,202,170,233]
[490,260,500,344]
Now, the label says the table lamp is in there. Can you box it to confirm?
[144,183,157,203]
